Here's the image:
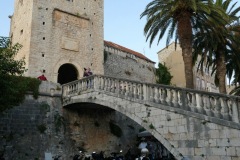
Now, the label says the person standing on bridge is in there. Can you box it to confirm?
[83,67,92,88]
[83,68,89,77]
[87,68,93,76]
[87,68,93,88]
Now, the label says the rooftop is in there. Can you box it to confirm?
[104,40,155,63]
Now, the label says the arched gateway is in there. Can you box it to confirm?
[58,63,78,84]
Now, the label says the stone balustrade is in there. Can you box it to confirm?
[62,74,240,124]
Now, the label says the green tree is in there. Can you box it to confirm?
[0,36,26,75]
[192,0,240,93]
[228,24,240,95]
[141,0,225,89]
[156,63,173,85]
[0,37,40,112]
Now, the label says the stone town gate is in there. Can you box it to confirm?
[62,75,240,160]
[10,0,104,83]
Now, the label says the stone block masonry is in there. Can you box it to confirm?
[63,75,240,160]
[10,0,104,82]
[0,81,144,159]
[104,49,156,83]
[0,81,70,159]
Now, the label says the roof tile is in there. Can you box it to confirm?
[104,40,155,63]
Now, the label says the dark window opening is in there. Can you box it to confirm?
[46,8,48,10]
[42,54,45,57]
[58,63,78,85]
[20,29,23,35]
[43,70,46,73]
[43,37,45,40]
[43,22,45,25]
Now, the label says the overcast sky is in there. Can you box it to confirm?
[1,0,239,67]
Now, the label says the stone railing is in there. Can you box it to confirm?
[62,75,240,124]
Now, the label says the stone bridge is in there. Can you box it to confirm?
[62,75,240,160]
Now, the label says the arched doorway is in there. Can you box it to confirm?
[58,63,78,84]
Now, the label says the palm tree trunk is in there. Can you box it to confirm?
[216,50,227,93]
[177,13,194,89]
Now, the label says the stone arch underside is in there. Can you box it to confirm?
[63,90,240,159]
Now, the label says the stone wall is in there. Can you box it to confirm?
[0,81,142,159]
[66,86,240,160]
[103,50,156,83]
[63,107,142,155]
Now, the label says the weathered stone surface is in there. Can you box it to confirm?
[0,81,143,159]
[10,0,104,82]
[103,49,156,83]
[63,86,240,160]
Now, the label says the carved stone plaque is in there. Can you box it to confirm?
[61,37,79,52]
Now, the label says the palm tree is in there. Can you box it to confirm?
[192,0,240,93]
[140,0,225,89]
[228,23,240,95]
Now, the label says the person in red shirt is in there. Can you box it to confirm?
[37,74,47,81]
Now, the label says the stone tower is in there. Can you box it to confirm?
[10,0,104,84]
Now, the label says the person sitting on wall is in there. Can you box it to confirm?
[37,74,47,81]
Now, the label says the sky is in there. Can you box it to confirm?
[1,0,239,68]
